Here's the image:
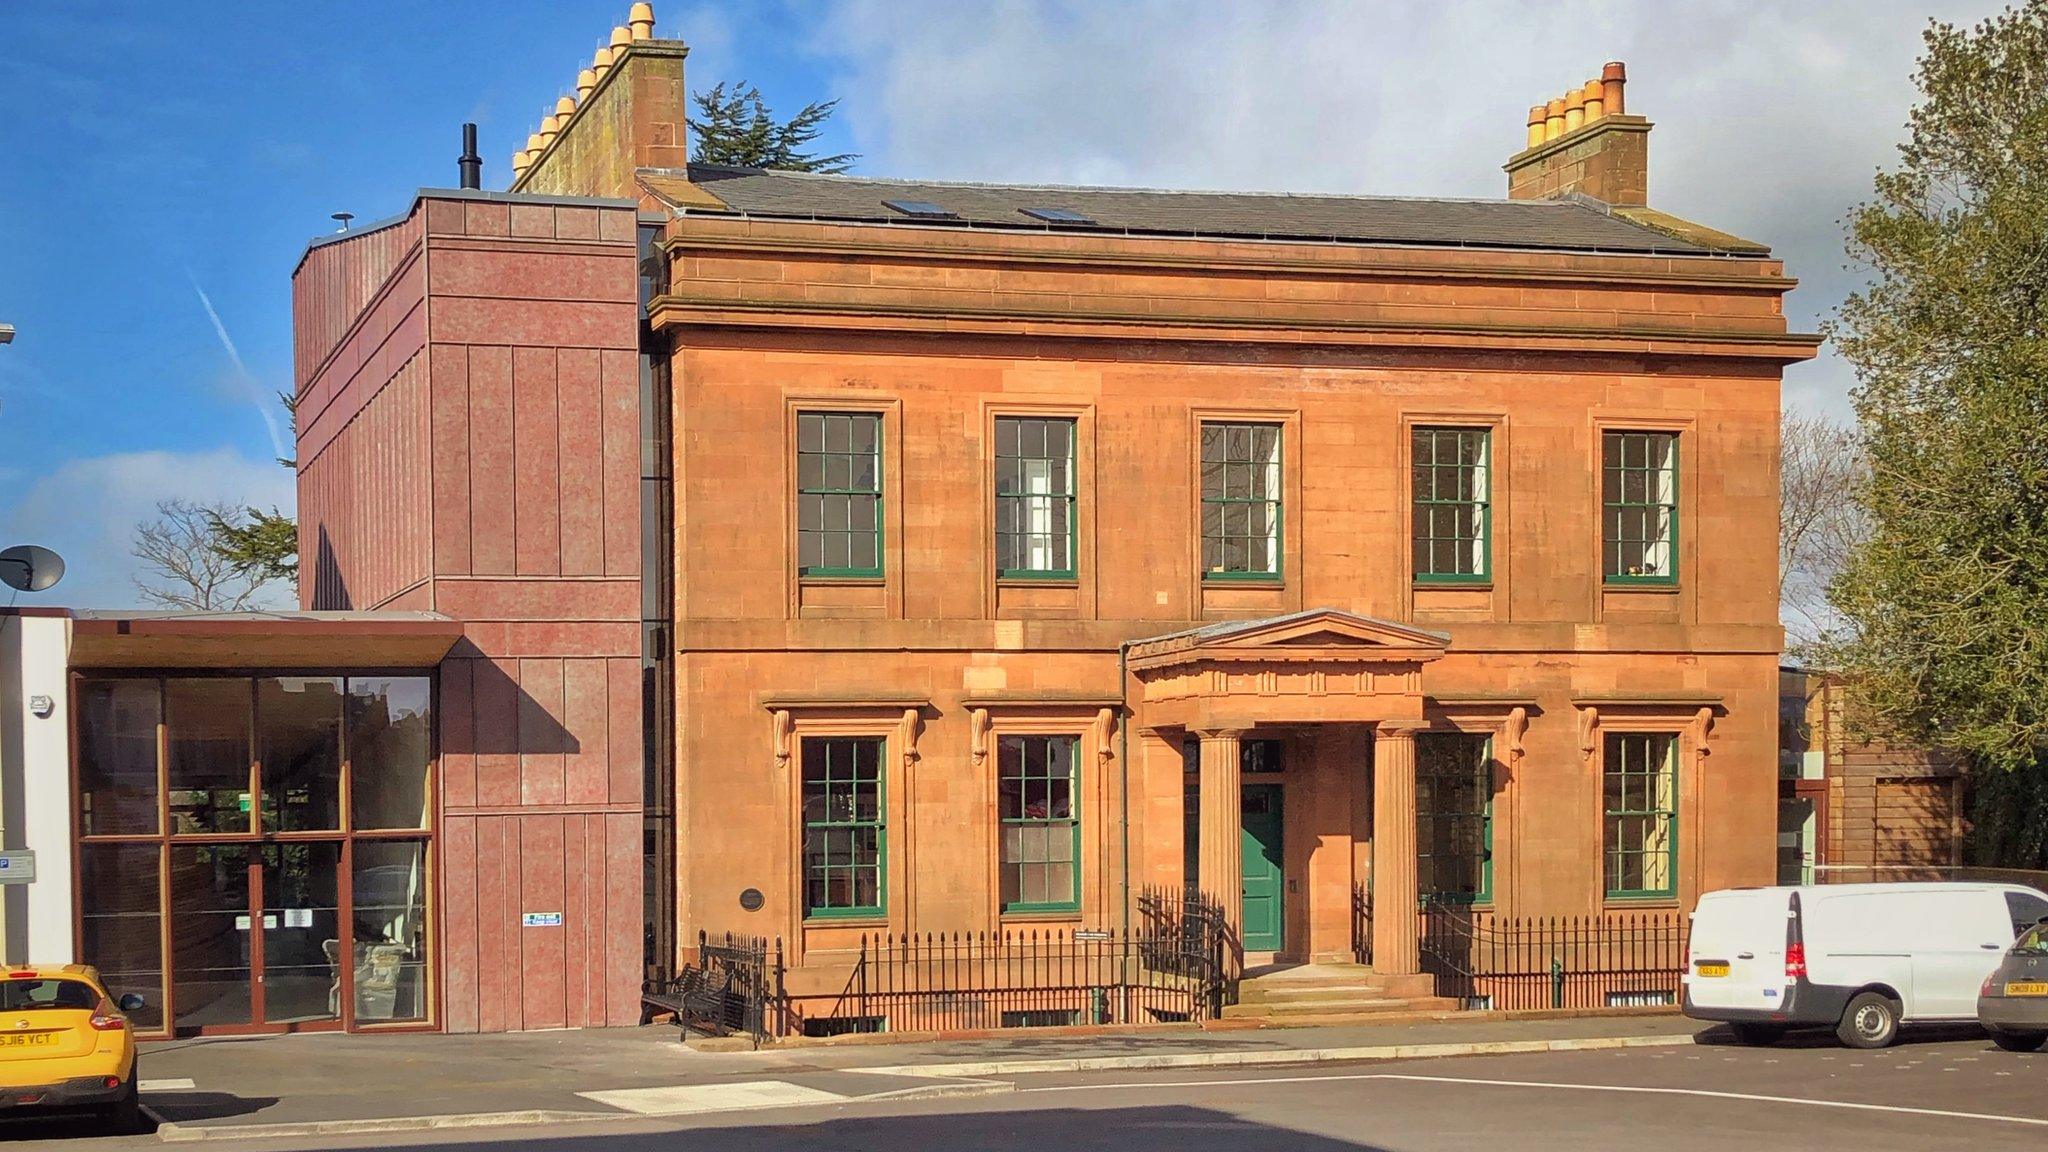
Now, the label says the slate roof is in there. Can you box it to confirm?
[654,163,1738,256]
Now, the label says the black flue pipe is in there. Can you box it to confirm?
[458,123,482,190]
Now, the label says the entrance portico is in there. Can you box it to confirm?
[1128,609,1450,975]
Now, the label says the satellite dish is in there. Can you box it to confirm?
[0,545,65,593]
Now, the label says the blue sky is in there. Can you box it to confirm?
[0,1,1998,606]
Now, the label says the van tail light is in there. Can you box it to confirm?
[1785,892,1806,981]
[88,1000,125,1032]
[1785,943,1807,980]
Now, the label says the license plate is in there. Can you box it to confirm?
[0,1033,56,1048]
[2005,981,2048,996]
[1695,962,1730,978]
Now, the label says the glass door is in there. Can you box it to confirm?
[168,845,256,1030]
[259,844,344,1027]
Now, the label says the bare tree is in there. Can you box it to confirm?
[131,498,275,610]
[1780,410,1867,655]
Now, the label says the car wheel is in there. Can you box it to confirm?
[1730,1023,1788,1046]
[1992,1030,2048,1053]
[107,1077,143,1134]
[1837,991,1901,1049]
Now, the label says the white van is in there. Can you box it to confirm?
[1683,883,2048,1048]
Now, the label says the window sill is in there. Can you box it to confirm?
[1413,581,1494,592]
[1202,574,1284,586]
[1000,908,1083,922]
[800,574,885,587]
[997,575,1080,587]
[803,912,888,926]
[1602,581,1680,594]
[1602,894,1680,908]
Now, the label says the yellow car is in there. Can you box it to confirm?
[0,966,144,1131]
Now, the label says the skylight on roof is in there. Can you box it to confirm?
[882,198,957,219]
[1021,207,1096,225]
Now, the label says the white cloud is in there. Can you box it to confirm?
[811,0,2004,419]
[0,447,296,610]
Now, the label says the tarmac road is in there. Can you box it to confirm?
[6,1027,2043,1151]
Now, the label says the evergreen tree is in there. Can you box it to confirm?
[689,81,857,173]
[1828,3,2048,865]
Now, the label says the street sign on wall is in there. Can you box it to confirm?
[0,850,35,884]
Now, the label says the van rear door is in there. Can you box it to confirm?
[1686,889,1789,1013]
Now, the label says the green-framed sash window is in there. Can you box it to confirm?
[1602,430,1678,584]
[797,412,883,577]
[1200,422,1282,580]
[1412,427,1491,583]
[997,734,1080,912]
[802,736,885,917]
[995,416,1077,578]
[1603,732,1679,899]
[1416,732,1494,904]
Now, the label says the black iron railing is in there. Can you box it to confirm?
[1351,881,1371,966]
[802,890,1227,1035]
[1418,904,1688,1011]
[644,931,783,1043]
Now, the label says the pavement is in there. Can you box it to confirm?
[2,1014,2042,1149]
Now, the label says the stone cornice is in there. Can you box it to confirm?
[650,296,1821,362]
[661,227,1797,295]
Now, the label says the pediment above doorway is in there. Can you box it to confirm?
[1126,609,1449,731]
[1126,608,1450,670]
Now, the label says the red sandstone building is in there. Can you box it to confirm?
[39,8,1817,1036]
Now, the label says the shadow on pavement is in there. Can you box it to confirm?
[0,1111,155,1143]
[140,1090,280,1124]
[456,1106,1387,1152]
[1691,1021,1993,1049]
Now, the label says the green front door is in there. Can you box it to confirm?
[1240,784,1284,952]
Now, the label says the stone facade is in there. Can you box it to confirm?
[652,206,1814,1003]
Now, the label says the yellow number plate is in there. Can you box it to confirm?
[0,1033,56,1048]
[2005,981,2048,997]
[1695,962,1730,978]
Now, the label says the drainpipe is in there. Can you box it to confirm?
[1118,638,1133,940]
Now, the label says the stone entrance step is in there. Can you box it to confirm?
[1228,964,1455,1019]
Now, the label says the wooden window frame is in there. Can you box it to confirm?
[1411,426,1493,585]
[993,415,1080,581]
[798,734,889,921]
[794,410,886,579]
[1601,429,1680,587]
[1197,419,1285,582]
[995,733,1083,914]
[1416,731,1494,905]
[1602,730,1681,900]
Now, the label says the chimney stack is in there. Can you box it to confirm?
[1504,61,1649,206]
[458,122,482,189]
[508,3,692,200]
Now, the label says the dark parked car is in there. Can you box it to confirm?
[1978,919,2048,1052]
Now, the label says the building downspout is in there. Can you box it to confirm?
[1118,638,1132,940]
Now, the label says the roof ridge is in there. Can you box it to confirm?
[685,161,1596,211]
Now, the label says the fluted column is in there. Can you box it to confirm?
[1195,729,1245,939]
[1371,722,1424,974]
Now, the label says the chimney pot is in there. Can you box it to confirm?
[526,132,546,154]
[577,68,598,98]
[555,94,578,118]
[1601,60,1626,116]
[458,121,482,189]
[594,45,614,73]
[628,2,655,40]
[610,25,632,51]
[1507,62,1646,206]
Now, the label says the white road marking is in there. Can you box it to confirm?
[579,1081,847,1116]
[140,1078,196,1092]
[1014,1069,2048,1128]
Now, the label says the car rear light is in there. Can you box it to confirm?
[89,1000,125,1031]
[1983,973,1999,997]
[1785,942,1807,979]
[103,1077,121,1089]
